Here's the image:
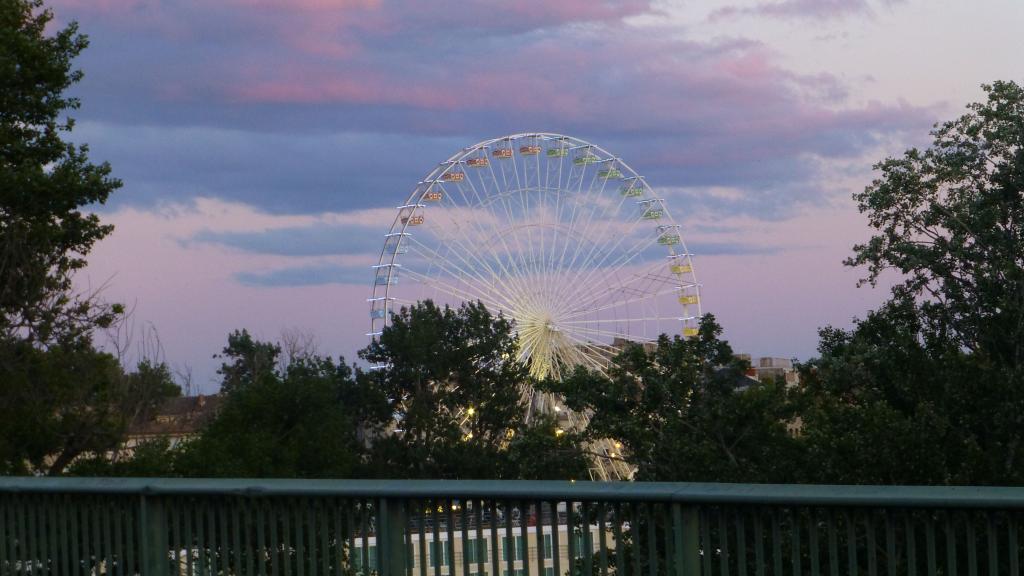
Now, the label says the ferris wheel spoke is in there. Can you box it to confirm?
[559,315,686,325]
[435,179,540,311]
[556,198,661,307]
[459,170,545,313]
[562,267,673,318]
[566,282,687,322]
[558,331,615,368]
[402,268,513,315]
[403,238,520,313]
[558,180,650,301]
[551,156,616,285]
[371,133,701,382]
[414,202,533,309]
[564,324,656,342]
[560,236,668,313]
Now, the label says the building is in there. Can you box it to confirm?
[736,355,799,386]
[122,394,222,453]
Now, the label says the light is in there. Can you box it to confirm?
[555,428,565,437]
[466,406,476,416]
[463,432,474,441]
[554,406,562,412]
[614,442,622,449]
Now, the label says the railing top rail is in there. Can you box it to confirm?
[2,478,1024,508]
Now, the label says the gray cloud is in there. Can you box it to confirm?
[236,264,370,287]
[191,223,385,256]
[59,0,932,221]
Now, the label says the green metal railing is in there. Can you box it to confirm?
[2,478,1024,575]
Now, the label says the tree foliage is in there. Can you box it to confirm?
[800,81,1024,485]
[0,0,182,475]
[551,315,800,483]
[1,0,121,344]
[360,300,588,480]
[849,80,1024,364]
[176,335,384,478]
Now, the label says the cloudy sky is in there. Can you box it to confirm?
[58,0,1023,392]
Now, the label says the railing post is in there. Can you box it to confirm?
[378,497,408,575]
[673,503,701,576]
[139,494,169,576]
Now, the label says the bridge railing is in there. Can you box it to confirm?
[2,477,1024,575]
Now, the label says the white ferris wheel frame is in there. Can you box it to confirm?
[367,132,701,378]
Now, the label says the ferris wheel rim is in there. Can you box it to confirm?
[368,132,701,376]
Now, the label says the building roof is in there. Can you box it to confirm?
[128,394,222,438]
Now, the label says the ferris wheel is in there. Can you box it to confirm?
[368,133,701,380]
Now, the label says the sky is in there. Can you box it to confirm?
[56,0,1024,393]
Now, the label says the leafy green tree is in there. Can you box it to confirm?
[1,0,121,344]
[0,340,181,475]
[360,300,588,480]
[801,81,1024,485]
[0,0,149,475]
[172,330,387,478]
[548,315,800,483]
[797,302,963,484]
[849,80,1024,366]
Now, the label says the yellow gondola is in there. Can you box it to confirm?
[683,327,699,337]
[670,264,692,274]
[678,294,699,305]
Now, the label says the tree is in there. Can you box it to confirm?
[0,341,181,475]
[174,333,386,478]
[1,0,122,344]
[800,81,1024,484]
[849,80,1024,367]
[359,300,588,480]
[549,315,801,483]
[0,0,148,475]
